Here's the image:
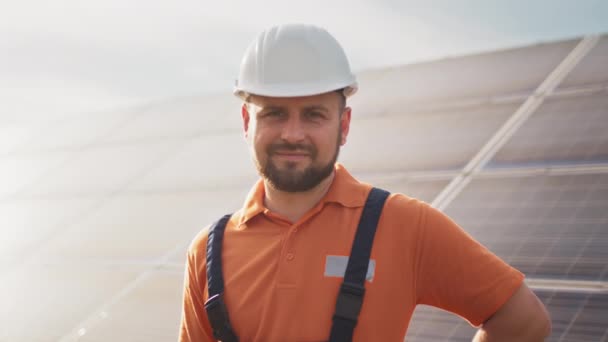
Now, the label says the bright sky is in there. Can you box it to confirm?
[1,0,607,121]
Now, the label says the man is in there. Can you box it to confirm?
[180,24,551,341]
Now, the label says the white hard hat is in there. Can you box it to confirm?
[234,24,358,100]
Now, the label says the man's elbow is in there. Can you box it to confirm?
[478,283,552,341]
[520,308,551,340]
[522,308,552,340]
[536,303,552,338]
[523,288,552,339]
[476,309,550,341]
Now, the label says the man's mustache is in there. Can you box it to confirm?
[267,143,316,155]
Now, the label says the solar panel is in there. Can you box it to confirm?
[72,271,183,342]
[353,173,450,203]
[0,264,139,341]
[342,102,521,173]
[127,132,258,192]
[444,173,608,281]
[168,248,189,266]
[350,39,578,112]
[558,34,608,90]
[37,190,244,261]
[490,92,608,167]
[405,291,608,342]
[405,305,476,342]
[0,197,97,270]
[382,180,450,204]
[537,291,608,342]
[0,151,72,200]
[0,123,35,156]
[19,140,182,197]
[101,94,242,143]
[13,111,132,152]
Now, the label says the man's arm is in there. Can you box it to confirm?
[473,283,551,341]
[179,237,217,342]
[412,202,551,340]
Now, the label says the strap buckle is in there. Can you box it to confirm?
[204,293,239,342]
[333,282,366,323]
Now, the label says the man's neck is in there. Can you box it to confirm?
[263,171,335,224]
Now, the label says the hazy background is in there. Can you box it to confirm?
[2,0,608,120]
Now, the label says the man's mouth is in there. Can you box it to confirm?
[273,151,311,161]
[268,143,315,162]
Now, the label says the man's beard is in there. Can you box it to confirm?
[256,132,341,193]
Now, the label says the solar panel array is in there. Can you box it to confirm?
[402,34,608,341]
[0,34,606,341]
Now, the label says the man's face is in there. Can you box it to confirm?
[242,91,351,192]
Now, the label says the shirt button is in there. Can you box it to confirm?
[286,253,295,261]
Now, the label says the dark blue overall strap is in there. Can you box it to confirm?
[204,214,239,342]
[329,187,390,342]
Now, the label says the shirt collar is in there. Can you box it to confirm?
[238,163,370,227]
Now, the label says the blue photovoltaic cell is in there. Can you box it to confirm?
[444,173,608,281]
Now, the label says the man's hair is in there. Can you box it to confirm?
[335,89,346,115]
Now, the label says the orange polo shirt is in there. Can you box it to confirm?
[179,163,524,341]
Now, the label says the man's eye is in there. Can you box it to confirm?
[306,112,323,119]
[264,111,282,117]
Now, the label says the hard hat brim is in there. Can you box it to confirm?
[234,81,358,101]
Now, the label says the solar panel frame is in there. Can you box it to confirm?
[558,34,608,90]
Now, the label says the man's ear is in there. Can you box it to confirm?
[242,103,250,138]
[340,106,352,145]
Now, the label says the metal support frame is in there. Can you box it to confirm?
[431,35,600,211]
[527,278,608,294]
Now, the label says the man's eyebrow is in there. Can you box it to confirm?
[258,105,287,113]
[256,105,330,113]
[302,105,329,113]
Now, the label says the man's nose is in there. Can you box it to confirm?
[280,116,306,143]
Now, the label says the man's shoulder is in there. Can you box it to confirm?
[373,190,430,230]
[187,210,244,258]
[381,191,426,214]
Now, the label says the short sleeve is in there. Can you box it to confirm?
[179,228,217,342]
[414,203,524,326]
